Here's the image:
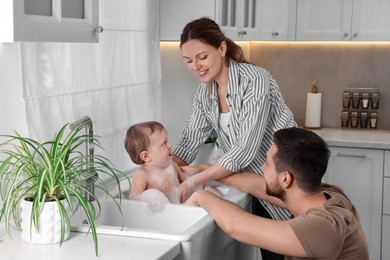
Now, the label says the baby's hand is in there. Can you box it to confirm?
[180,164,210,177]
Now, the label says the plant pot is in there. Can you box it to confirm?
[20,199,70,244]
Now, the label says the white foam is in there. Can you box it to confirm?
[140,189,170,216]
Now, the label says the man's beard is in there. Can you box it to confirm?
[265,181,286,201]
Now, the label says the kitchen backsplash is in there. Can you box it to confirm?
[161,42,390,144]
[249,42,390,129]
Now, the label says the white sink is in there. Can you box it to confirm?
[71,181,251,260]
[71,198,213,241]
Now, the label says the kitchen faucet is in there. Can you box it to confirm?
[70,116,98,201]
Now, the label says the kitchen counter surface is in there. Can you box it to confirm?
[310,128,390,149]
[0,225,181,260]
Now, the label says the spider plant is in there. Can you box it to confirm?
[205,129,219,146]
[0,122,129,256]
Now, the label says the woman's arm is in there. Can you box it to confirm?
[171,84,214,165]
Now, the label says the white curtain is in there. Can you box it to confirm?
[19,0,161,175]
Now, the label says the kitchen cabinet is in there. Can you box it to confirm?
[296,0,390,41]
[160,0,296,41]
[0,0,100,43]
[323,146,383,260]
[215,0,296,41]
[159,0,216,40]
[383,150,390,259]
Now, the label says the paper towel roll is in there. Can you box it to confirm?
[305,93,322,128]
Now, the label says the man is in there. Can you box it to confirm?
[187,127,369,259]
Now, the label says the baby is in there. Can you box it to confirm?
[124,121,219,205]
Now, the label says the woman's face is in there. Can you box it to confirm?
[181,39,226,83]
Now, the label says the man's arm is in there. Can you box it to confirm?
[218,171,286,209]
[187,190,306,257]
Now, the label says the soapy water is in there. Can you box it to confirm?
[132,162,222,215]
[140,189,170,216]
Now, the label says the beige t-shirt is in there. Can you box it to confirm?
[286,184,369,260]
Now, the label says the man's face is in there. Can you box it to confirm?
[261,144,286,200]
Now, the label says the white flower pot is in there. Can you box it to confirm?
[20,199,70,244]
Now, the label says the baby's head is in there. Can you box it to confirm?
[124,121,165,165]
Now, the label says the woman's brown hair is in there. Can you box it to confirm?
[180,17,249,63]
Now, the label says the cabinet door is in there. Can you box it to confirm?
[323,147,383,260]
[383,216,390,259]
[0,0,99,43]
[216,0,295,41]
[160,0,216,40]
[296,0,353,41]
[352,0,390,41]
[254,0,296,40]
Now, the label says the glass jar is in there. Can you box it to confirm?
[341,110,350,127]
[342,91,351,108]
[351,92,360,109]
[370,112,378,128]
[371,92,380,109]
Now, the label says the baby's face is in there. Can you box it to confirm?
[147,128,172,167]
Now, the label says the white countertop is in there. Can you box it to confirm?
[0,226,181,260]
[310,128,390,150]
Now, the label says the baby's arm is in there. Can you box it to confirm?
[179,163,211,181]
[129,169,148,200]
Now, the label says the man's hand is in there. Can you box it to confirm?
[180,178,199,202]
[184,190,201,206]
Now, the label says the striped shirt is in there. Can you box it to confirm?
[172,59,297,220]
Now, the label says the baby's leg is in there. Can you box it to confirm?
[203,184,222,197]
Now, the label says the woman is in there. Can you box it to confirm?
[172,17,296,244]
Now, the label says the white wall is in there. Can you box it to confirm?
[0,43,27,136]
[160,42,197,145]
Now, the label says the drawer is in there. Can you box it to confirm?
[384,178,390,215]
[382,216,390,260]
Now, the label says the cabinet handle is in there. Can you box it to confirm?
[336,152,367,158]
[343,33,349,38]
[353,33,358,38]
[94,26,104,33]
[272,32,279,37]
[238,31,247,37]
